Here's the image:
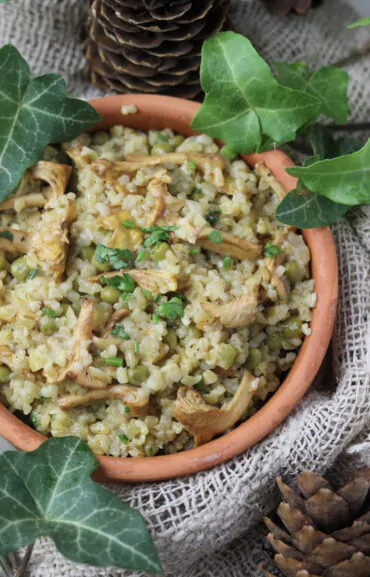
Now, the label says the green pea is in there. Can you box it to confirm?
[92,253,111,272]
[267,332,282,350]
[150,242,169,263]
[10,256,31,281]
[218,343,238,369]
[128,365,150,385]
[281,316,302,339]
[246,348,262,371]
[189,325,202,339]
[93,303,112,331]
[80,245,95,260]
[151,142,173,155]
[165,329,178,352]
[0,250,8,271]
[285,261,304,284]
[101,286,121,304]
[172,135,185,148]
[92,131,110,146]
[0,365,11,382]
[39,316,57,335]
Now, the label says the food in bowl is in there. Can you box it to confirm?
[0,124,316,458]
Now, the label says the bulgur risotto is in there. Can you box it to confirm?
[0,124,316,457]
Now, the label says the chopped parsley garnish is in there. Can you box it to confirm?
[189,247,200,255]
[156,131,168,142]
[223,257,232,269]
[208,230,223,244]
[220,145,237,161]
[149,448,154,456]
[95,244,132,270]
[111,326,130,340]
[31,413,38,428]
[142,289,152,298]
[152,313,160,325]
[153,295,160,303]
[105,357,123,367]
[136,249,146,264]
[262,240,283,258]
[118,433,129,443]
[156,296,184,322]
[124,406,131,414]
[0,230,13,241]
[140,225,178,248]
[101,273,135,293]
[28,267,39,280]
[42,307,56,317]
[122,219,135,229]
[134,341,140,354]
[188,159,197,170]
[205,210,221,226]
[120,293,131,302]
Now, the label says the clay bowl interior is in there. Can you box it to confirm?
[0,95,338,482]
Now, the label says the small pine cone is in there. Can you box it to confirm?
[262,0,323,16]
[263,468,370,576]
[85,0,231,99]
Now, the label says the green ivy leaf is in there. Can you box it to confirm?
[0,437,161,574]
[308,123,362,159]
[275,62,348,123]
[307,67,348,124]
[275,62,310,91]
[0,44,100,201]
[191,32,320,153]
[286,139,370,205]
[276,189,349,228]
[348,17,370,28]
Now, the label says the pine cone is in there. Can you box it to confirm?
[263,469,370,577]
[85,0,231,99]
[262,0,323,16]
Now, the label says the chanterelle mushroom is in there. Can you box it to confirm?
[197,227,261,260]
[201,289,258,328]
[52,298,109,390]
[173,371,256,445]
[58,385,149,416]
[98,209,143,251]
[89,269,179,295]
[30,199,77,282]
[145,169,171,227]
[0,229,30,254]
[0,162,72,212]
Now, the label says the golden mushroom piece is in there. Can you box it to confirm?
[58,385,149,416]
[197,227,262,260]
[201,290,258,328]
[173,370,256,446]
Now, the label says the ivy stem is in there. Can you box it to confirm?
[326,122,370,132]
[12,545,34,577]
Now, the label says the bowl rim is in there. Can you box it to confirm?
[0,94,338,482]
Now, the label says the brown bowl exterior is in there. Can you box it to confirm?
[0,95,338,482]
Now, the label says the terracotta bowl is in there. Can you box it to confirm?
[0,95,338,482]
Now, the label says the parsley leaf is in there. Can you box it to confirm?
[27,267,39,280]
[205,210,221,226]
[42,307,56,317]
[262,241,283,258]
[140,225,178,248]
[111,326,130,340]
[0,230,13,241]
[0,437,161,573]
[101,274,135,293]
[191,32,320,153]
[0,45,100,201]
[156,297,184,322]
[122,219,135,229]
[95,244,132,270]
[105,357,123,367]
[208,230,223,244]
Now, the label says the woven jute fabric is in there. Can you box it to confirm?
[1,1,369,575]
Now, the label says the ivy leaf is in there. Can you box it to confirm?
[275,62,310,91]
[191,32,320,153]
[0,44,100,201]
[276,189,349,228]
[286,139,370,205]
[308,123,362,159]
[275,62,348,123]
[348,17,370,28]
[0,437,161,574]
[307,67,348,124]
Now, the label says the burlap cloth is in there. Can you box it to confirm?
[0,1,369,575]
